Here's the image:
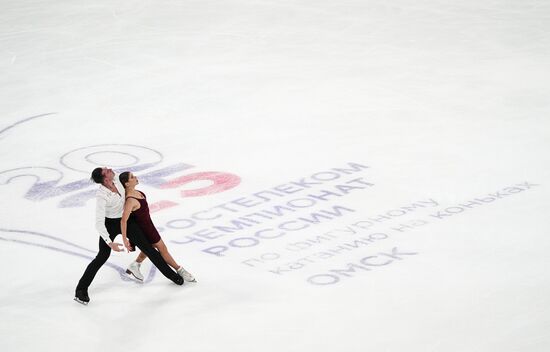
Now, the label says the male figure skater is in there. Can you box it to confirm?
[74,167,183,305]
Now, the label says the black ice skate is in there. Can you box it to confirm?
[173,275,184,285]
[74,289,90,305]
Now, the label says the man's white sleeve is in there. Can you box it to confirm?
[95,195,112,245]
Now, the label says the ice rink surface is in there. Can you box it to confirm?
[1,1,549,351]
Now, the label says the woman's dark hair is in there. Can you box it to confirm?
[90,167,104,184]
[119,171,131,188]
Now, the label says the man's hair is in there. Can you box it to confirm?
[119,171,131,188]
[91,167,104,184]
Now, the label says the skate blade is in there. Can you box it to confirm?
[126,269,144,282]
[74,297,88,305]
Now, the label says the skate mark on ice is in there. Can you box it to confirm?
[0,113,57,137]
[0,228,95,253]
[0,228,157,283]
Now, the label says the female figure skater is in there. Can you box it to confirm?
[119,171,196,282]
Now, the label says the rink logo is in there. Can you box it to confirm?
[306,247,418,285]
[0,144,241,210]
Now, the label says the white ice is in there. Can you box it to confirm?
[1,1,549,351]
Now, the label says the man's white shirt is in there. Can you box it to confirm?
[95,178,125,244]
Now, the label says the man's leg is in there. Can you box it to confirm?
[74,218,121,304]
[76,235,112,291]
[126,220,183,285]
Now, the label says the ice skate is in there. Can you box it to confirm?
[177,267,197,282]
[74,289,90,305]
[173,275,184,285]
[125,261,144,281]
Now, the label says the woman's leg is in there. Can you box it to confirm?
[152,239,181,271]
[135,251,148,264]
[126,221,182,284]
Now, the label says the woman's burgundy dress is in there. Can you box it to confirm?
[127,191,161,244]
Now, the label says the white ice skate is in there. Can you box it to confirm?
[126,261,144,281]
[177,267,196,282]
